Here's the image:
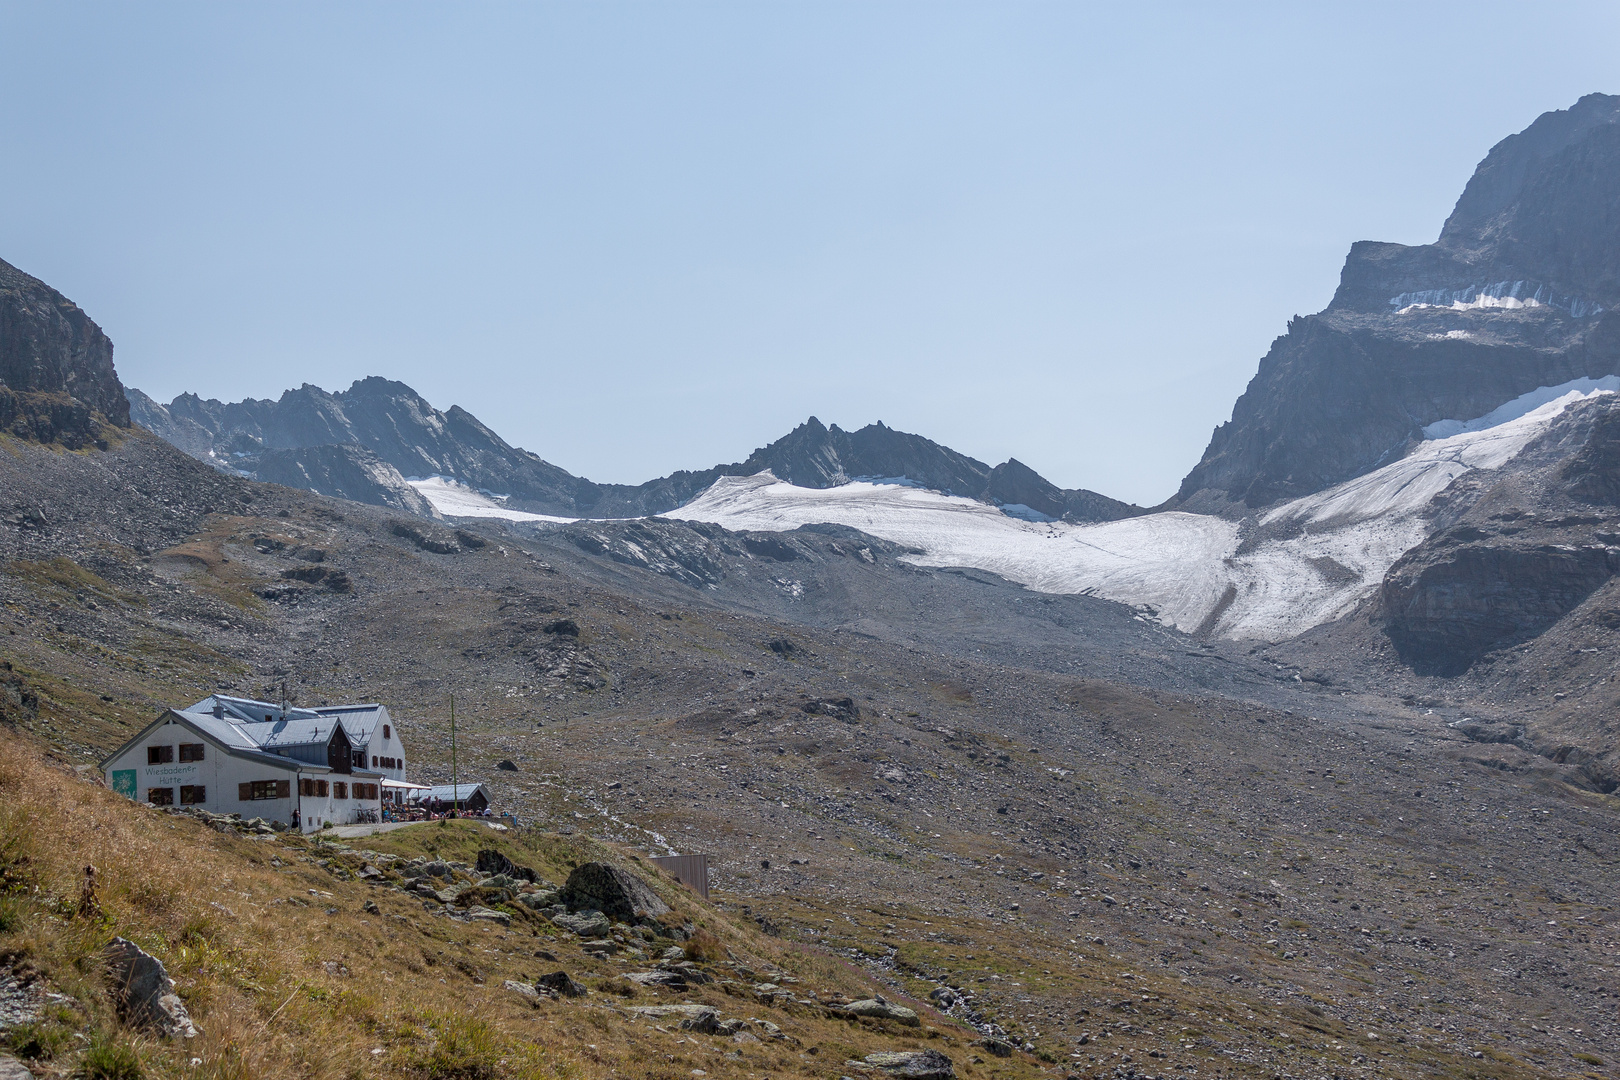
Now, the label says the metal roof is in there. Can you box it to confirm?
[409,783,490,802]
[184,694,322,724]
[230,716,347,749]
[177,697,390,750]
[310,704,388,743]
[100,710,327,774]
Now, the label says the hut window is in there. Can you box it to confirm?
[383,725,390,740]
[239,780,285,801]
[147,787,174,805]
[180,785,206,804]
[333,782,348,799]
[317,779,329,797]
[179,743,205,762]
[147,745,174,764]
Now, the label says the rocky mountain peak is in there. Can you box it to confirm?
[1178,94,1620,511]
[1440,92,1620,249]
[0,256,130,446]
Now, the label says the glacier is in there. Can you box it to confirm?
[410,383,1619,643]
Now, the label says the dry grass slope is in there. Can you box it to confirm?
[0,731,1029,1080]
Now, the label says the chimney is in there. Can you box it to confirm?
[213,698,224,719]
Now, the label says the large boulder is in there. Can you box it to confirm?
[476,848,539,883]
[860,1050,955,1080]
[559,862,670,922]
[535,971,588,998]
[840,995,920,1026]
[628,1004,719,1033]
[104,937,198,1038]
[550,909,611,937]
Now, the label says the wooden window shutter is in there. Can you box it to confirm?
[277,780,290,798]
[239,782,252,801]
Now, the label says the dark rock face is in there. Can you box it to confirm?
[1560,407,1620,503]
[1351,394,1620,675]
[475,848,539,882]
[1379,541,1620,676]
[256,443,436,516]
[535,970,588,997]
[1177,94,1620,510]
[559,862,670,923]
[0,257,130,445]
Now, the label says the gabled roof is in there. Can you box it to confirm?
[232,716,349,750]
[179,696,391,749]
[309,703,388,745]
[100,710,327,774]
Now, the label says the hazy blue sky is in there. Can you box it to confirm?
[3,3,1618,504]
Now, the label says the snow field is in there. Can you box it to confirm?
[412,383,1619,643]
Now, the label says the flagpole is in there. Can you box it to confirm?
[450,693,457,811]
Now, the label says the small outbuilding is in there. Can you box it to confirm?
[410,782,491,814]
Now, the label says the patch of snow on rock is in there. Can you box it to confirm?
[408,476,577,523]
[1421,376,1620,439]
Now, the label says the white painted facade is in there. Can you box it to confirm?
[100,695,400,833]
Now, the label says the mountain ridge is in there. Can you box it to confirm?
[129,381,1141,523]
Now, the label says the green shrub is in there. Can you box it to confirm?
[7,1016,74,1060]
[410,1013,502,1080]
[79,1037,143,1080]
[0,895,26,933]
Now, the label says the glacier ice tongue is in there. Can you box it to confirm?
[668,385,1617,641]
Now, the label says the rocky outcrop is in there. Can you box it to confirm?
[858,1050,955,1079]
[839,996,921,1026]
[475,848,540,883]
[1357,393,1620,675]
[255,443,437,516]
[104,937,198,1038]
[1177,94,1620,511]
[559,862,670,923]
[0,256,130,447]
[1379,540,1620,676]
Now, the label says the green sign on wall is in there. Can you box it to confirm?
[111,769,137,800]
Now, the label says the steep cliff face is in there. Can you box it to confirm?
[0,257,130,446]
[1177,94,1620,511]
[254,444,438,517]
[1368,394,1620,675]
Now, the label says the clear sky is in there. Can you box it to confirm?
[2,3,1618,505]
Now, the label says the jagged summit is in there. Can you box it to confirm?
[1176,94,1620,511]
[131,386,1138,523]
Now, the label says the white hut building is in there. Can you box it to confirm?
[100,695,408,832]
